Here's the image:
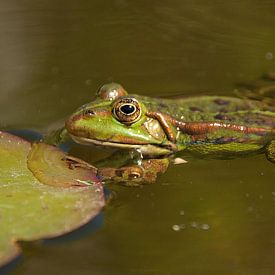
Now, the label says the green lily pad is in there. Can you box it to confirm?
[0,131,104,267]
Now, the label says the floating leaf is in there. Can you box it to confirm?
[0,131,104,267]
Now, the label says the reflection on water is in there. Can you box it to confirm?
[0,0,275,274]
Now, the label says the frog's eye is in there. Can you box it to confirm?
[97,83,128,100]
[112,98,142,125]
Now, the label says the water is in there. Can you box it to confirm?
[0,1,275,274]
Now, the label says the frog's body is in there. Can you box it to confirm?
[65,83,275,162]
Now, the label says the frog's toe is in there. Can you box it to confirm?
[265,140,275,163]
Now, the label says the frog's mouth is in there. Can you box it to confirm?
[69,134,173,156]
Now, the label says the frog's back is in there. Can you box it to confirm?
[137,95,275,130]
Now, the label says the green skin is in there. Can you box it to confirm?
[64,83,275,162]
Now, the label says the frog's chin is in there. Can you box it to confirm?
[69,134,173,156]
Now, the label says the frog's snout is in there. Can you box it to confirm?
[65,107,107,137]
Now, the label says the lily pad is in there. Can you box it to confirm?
[0,131,104,267]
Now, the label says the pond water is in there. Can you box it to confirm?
[1,1,275,274]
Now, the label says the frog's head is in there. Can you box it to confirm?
[65,83,176,155]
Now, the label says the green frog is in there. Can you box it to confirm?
[62,82,275,163]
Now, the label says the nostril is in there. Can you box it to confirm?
[83,109,95,116]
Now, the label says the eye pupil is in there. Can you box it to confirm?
[120,104,135,115]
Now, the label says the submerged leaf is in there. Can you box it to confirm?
[0,131,104,267]
[27,142,99,187]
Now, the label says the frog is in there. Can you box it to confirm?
[63,82,275,163]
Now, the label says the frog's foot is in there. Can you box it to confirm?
[265,140,275,163]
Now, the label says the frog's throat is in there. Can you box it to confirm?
[69,134,173,156]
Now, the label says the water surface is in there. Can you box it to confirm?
[1,1,275,274]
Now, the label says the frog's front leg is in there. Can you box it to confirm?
[265,140,275,163]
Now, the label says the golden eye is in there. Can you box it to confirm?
[112,98,141,125]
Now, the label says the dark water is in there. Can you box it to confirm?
[1,1,275,274]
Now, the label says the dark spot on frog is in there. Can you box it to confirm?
[243,115,274,127]
[189,106,203,112]
[215,137,237,144]
[213,99,230,105]
[214,114,230,120]
[219,108,229,113]
[255,131,267,136]
[159,103,168,109]
[215,137,249,144]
